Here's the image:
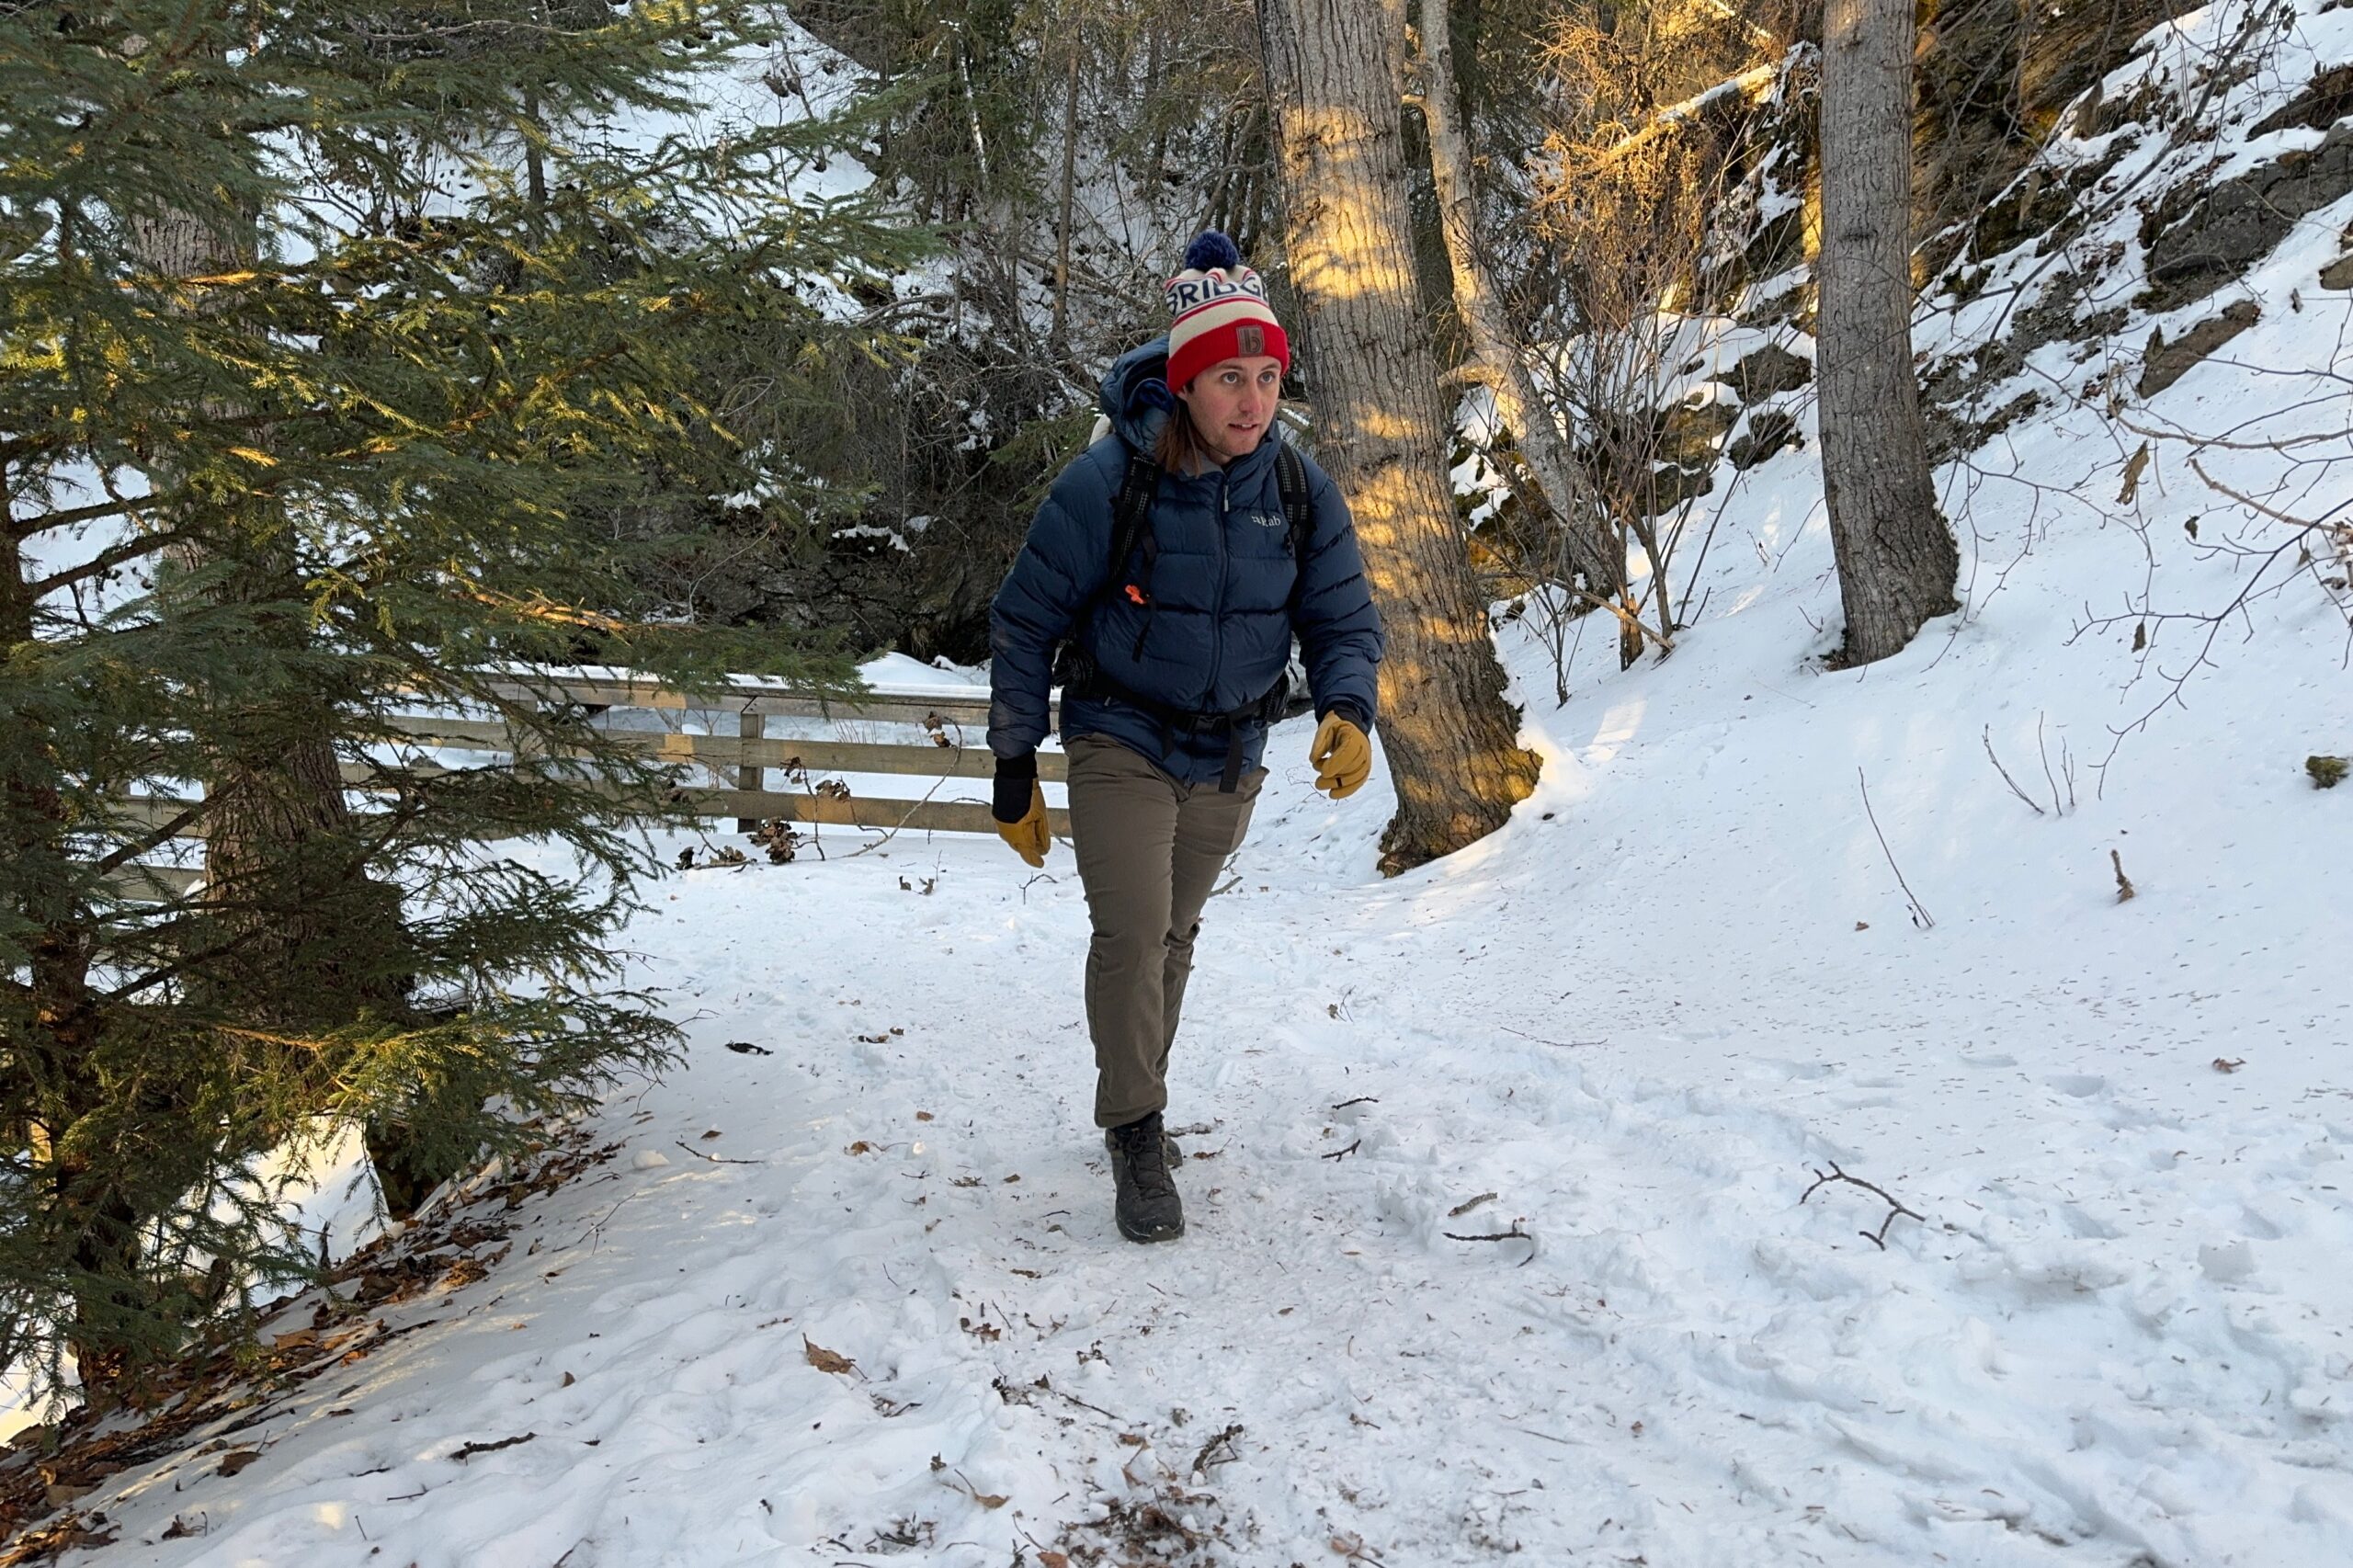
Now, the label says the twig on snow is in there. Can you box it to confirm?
[1502,1026,1601,1048]
[1444,1221,1531,1244]
[1322,1139,1362,1161]
[1858,768,1935,929]
[1189,1422,1245,1478]
[1444,1218,1538,1266]
[1801,1163,1925,1250]
[1329,1096,1379,1110]
[674,1139,760,1165]
[1981,725,2045,815]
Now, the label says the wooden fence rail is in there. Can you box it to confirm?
[120,676,1062,893]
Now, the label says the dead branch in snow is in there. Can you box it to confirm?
[1858,769,1936,929]
[1982,725,2046,814]
[1801,1163,1925,1249]
[1444,1219,1538,1266]
[673,1140,760,1165]
[1502,1026,1601,1049]
[1188,1423,1245,1479]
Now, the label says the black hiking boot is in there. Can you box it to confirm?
[1105,1111,1184,1244]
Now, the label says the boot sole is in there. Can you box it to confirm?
[1118,1214,1186,1244]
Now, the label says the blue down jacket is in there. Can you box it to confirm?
[988,339,1384,784]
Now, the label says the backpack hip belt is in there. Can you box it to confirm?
[1064,666,1290,793]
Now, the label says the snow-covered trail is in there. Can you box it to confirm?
[86,618,2352,1567]
[61,6,2353,1546]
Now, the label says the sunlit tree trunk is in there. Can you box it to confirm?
[1816,0,1959,665]
[1256,0,1540,871]
[1415,0,1642,668]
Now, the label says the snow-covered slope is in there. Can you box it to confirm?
[14,2,2351,1564]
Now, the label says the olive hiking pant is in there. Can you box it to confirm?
[1064,734,1264,1129]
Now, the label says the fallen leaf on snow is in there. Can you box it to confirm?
[803,1336,856,1376]
[217,1449,262,1478]
[2213,1057,2246,1073]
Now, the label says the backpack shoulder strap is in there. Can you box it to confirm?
[1068,449,1158,640]
[1275,443,1313,564]
[1108,451,1161,599]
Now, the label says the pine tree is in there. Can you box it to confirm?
[0,0,924,1398]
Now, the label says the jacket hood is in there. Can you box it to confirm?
[1099,337,1176,452]
[1097,335,1290,473]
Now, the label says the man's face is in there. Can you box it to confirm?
[1178,356,1283,461]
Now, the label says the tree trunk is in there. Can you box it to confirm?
[1050,29,1081,358]
[1415,0,1643,669]
[1256,0,1540,872]
[127,195,387,1010]
[1815,0,1960,665]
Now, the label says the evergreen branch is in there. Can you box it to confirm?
[210,1024,335,1054]
[97,791,437,1001]
[87,796,216,879]
[25,529,191,599]
[454,587,631,635]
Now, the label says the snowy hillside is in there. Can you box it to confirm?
[6,1,2350,1564]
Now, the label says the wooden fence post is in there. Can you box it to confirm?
[735,709,765,833]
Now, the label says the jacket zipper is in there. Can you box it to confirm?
[1204,472,1229,710]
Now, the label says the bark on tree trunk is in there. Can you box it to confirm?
[1415,0,1643,669]
[1815,0,1960,666]
[1051,29,1081,358]
[1256,0,1540,871]
[127,196,383,1019]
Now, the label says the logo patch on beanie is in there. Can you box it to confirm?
[1235,324,1265,357]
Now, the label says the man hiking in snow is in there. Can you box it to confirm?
[985,232,1384,1244]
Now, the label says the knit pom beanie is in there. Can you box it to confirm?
[1163,231,1290,392]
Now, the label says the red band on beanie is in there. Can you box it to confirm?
[1166,318,1291,394]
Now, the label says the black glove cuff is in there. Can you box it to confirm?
[992,752,1038,823]
[1320,700,1371,733]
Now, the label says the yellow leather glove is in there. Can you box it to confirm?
[992,758,1051,867]
[1310,712,1371,800]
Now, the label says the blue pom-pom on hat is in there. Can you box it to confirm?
[1183,230,1242,273]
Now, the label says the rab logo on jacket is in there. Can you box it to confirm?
[1248,511,1286,530]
